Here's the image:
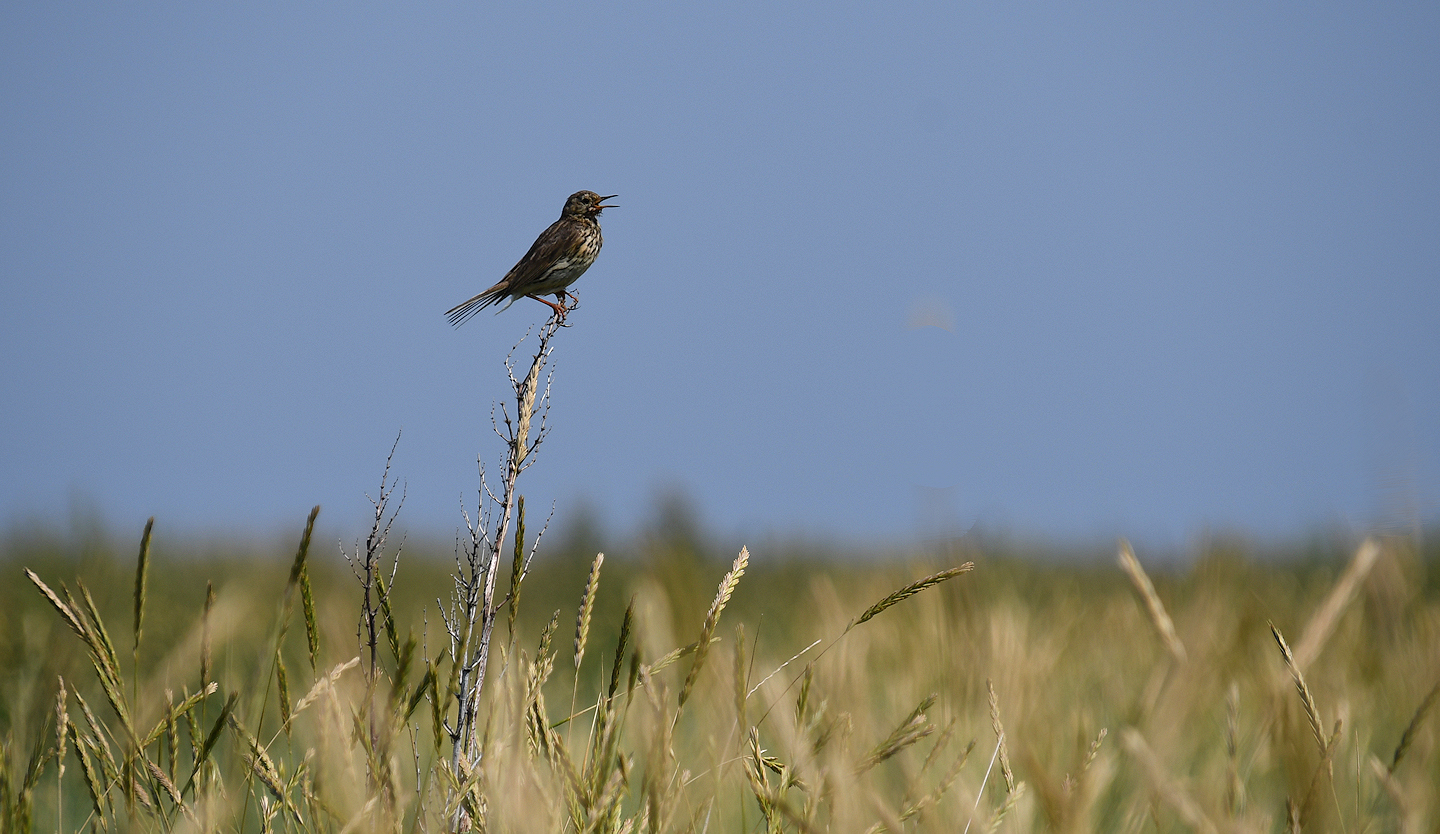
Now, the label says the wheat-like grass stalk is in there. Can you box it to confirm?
[608,596,635,701]
[1035,726,1106,831]
[1225,683,1243,816]
[375,570,401,664]
[1117,540,1186,663]
[230,712,300,823]
[54,676,67,831]
[132,517,153,693]
[919,717,955,778]
[141,683,218,749]
[743,725,811,832]
[986,679,1014,795]
[985,782,1026,834]
[1081,726,1107,777]
[282,506,320,635]
[72,689,116,786]
[962,739,1021,834]
[1285,797,1302,834]
[537,609,560,663]
[1390,675,1440,774]
[23,569,87,644]
[679,546,748,708]
[1367,754,1406,819]
[338,796,382,834]
[1294,718,1342,830]
[143,755,182,807]
[574,552,604,670]
[200,581,215,690]
[291,657,360,720]
[1292,537,1379,672]
[567,553,605,759]
[299,564,319,673]
[67,718,104,820]
[1121,728,1216,833]
[65,581,140,748]
[180,692,236,800]
[849,563,974,630]
[507,495,527,642]
[402,649,437,723]
[857,694,936,774]
[76,582,122,683]
[901,736,974,824]
[589,764,628,831]
[761,563,974,737]
[773,795,822,834]
[253,505,320,755]
[276,654,292,735]
[428,654,445,755]
[526,610,561,757]
[1270,622,1326,754]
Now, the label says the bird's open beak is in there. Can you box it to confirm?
[597,195,619,209]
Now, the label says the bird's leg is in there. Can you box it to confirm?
[560,290,580,310]
[528,294,569,318]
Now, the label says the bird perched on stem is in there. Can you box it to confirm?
[447,190,617,325]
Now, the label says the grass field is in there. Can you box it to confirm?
[1,512,1436,833]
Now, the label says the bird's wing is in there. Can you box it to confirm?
[501,217,579,288]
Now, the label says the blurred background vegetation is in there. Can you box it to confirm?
[2,498,1437,831]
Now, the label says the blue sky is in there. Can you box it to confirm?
[2,3,1437,549]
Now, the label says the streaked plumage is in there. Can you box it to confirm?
[447,190,617,325]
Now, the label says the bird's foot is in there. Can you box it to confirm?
[530,294,571,325]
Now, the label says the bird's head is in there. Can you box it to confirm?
[564,190,619,218]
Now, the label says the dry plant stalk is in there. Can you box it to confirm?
[1293,719,1342,829]
[901,736,974,825]
[734,622,749,728]
[1292,537,1379,672]
[1225,682,1244,816]
[54,676,67,832]
[1117,540,1187,663]
[344,433,404,683]
[858,695,936,774]
[1121,728,1217,834]
[1270,622,1327,754]
[1368,754,1408,822]
[968,679,1024,834]
[444,311,564,828]
[986,679,1015,795]
[1390,676,1440,774]
[680,546,749,708]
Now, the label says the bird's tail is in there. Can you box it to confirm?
[445,284,508,327]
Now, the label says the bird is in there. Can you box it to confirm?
[446,190,617,326]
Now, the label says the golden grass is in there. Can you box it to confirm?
[1,526,1437,832]
[573,553,605,672]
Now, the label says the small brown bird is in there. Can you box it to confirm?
[447,190,618,325]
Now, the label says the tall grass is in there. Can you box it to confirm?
[6,525,1437,832]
